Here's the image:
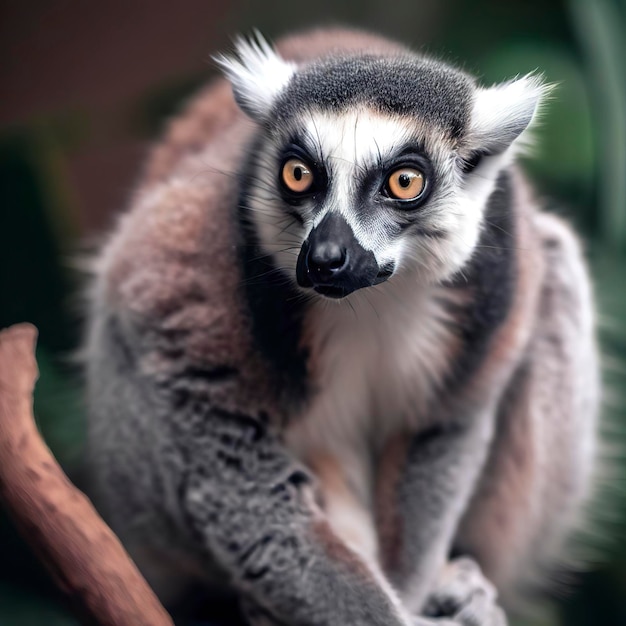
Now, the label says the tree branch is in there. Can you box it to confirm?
[0,323,174,626]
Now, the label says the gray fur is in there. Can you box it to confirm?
[84,28,599,626]
[273,55,474,138]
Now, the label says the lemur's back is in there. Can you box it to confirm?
[86,28,599,626]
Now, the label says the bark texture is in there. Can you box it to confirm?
[0,323,174,626]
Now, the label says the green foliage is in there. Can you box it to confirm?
[0,582,78,626]
[33,347,86,468]
[568,0,626,248]
[480,43,595,213]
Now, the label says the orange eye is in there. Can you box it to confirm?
[386,168,425,201]
[281,158,314,193]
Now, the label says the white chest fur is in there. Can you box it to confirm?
[285,279,460,561]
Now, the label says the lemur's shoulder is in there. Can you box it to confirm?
[433,166,549,401]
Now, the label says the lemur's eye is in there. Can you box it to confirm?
[385,168,425,201]
[281,158,314,193]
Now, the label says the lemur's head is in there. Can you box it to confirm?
[218,33,549,300]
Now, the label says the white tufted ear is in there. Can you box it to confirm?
[468,74,553,154]
[214,31,297,122]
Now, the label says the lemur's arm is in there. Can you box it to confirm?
[88,308,418,626]
[379,409,499,617]
[180,408,415,626]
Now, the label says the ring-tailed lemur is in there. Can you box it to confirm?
[85,28,599,626]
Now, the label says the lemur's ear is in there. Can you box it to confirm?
[215,31,296,122]
[468,74,553,154]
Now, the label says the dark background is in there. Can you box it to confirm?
[1,1,625,624]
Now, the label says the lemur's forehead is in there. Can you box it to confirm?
[273,54,475,140]
[292,109,427,168]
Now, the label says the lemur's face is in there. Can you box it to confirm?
[280,112,431,298]
[219,35,546,299]
[248,109,463,298]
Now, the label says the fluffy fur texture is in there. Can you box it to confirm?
[214,30,297,120]
[84,29,599,626]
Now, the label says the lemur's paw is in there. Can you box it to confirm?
[421,558,507,626]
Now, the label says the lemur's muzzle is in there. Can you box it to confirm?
[296,212,392,298]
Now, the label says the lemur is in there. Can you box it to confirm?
[85,28,600,626]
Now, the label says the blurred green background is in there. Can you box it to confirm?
[1,0,625,624]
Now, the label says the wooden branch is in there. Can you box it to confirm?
[0,323,174,626]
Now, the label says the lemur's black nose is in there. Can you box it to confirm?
[296,211,383,298]
[307,241,348,281]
